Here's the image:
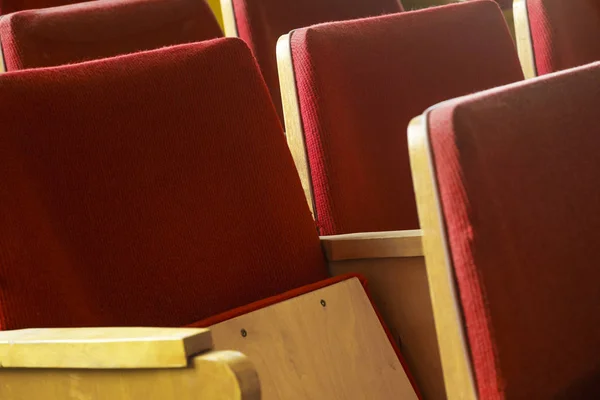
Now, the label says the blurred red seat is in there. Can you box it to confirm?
[221,0,403,121]
[279,0,523,235]
[0,0,222,70]
[0,0,87,15]
[514,0,600,77]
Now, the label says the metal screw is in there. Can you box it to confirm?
[320,299,326,307]
[240,329,247,338]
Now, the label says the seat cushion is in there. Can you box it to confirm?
[0,0,222,70]
[0,38,327,330]
[291,0,523,235]
[428,61,600,399]
[527,0,600,75]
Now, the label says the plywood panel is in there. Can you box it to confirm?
[211,278,417,400]
[329,256,446,400]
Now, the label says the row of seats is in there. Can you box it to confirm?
[0,0,599,398]
[1,0,598,119]
[1,35,599,399]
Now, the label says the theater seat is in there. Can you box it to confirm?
[514,0,600,78]
[220,0,403,121]
[0,0,222,71]
[278,0,523,236]
[0,0,87,15]
[409,61,600,399]
[0,38,420,399]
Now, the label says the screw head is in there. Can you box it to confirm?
[320,299,326,307]
[240,329,247,337]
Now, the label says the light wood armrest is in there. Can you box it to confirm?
[320,229,422,261]
[0,327,260,400]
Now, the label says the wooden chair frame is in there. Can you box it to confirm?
[408,113,478,400]
[0,328,260,400]
[276,32,316,217]
[1,275,422,400]
[513,0,537,78]
[210,276,418,399]
[0,17,6,73]
[321,230,446,400]
[219,0,238,36]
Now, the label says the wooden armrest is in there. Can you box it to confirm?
[320,229,423,261]
[0,327,260,400]
[0,327,211,369]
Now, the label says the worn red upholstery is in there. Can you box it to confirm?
[231,0,403,121]
[427,61,600,399]
[527,0,600,75]
[291,0,523,235]
[0,0,86,15]
[0,0,222,71]
[0,38,329,330]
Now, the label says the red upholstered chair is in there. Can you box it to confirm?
[220,0,403,122]
[514,0,600,78]
[278,0,523,237]
[0,0,86,15]
[0,38,421,398]
[409,61,600,399]
[0,0,222,71]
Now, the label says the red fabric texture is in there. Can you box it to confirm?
[291,1,523,235]
[527,0,600,75]
[0,38,329,331]
[232,0,403,121]
[428,61,600,399]
[0,0,86,15]
[0,0,222,71]
[191,273,422,398]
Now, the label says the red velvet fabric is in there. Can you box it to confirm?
[0,0,86,15]
[0,38,329,331]
[428,61,600,399]
[527,0,600,75]
[232,0,403,121]
[291,1,523,235]
[0,0,222,70]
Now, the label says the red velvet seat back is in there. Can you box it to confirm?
[428,61,600,399]
[232,0,403,121]
[0,0,87,15]
[0,38,328,331]
[527,0,600,75]
[0,0,222,70]
[291,1,523,235]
